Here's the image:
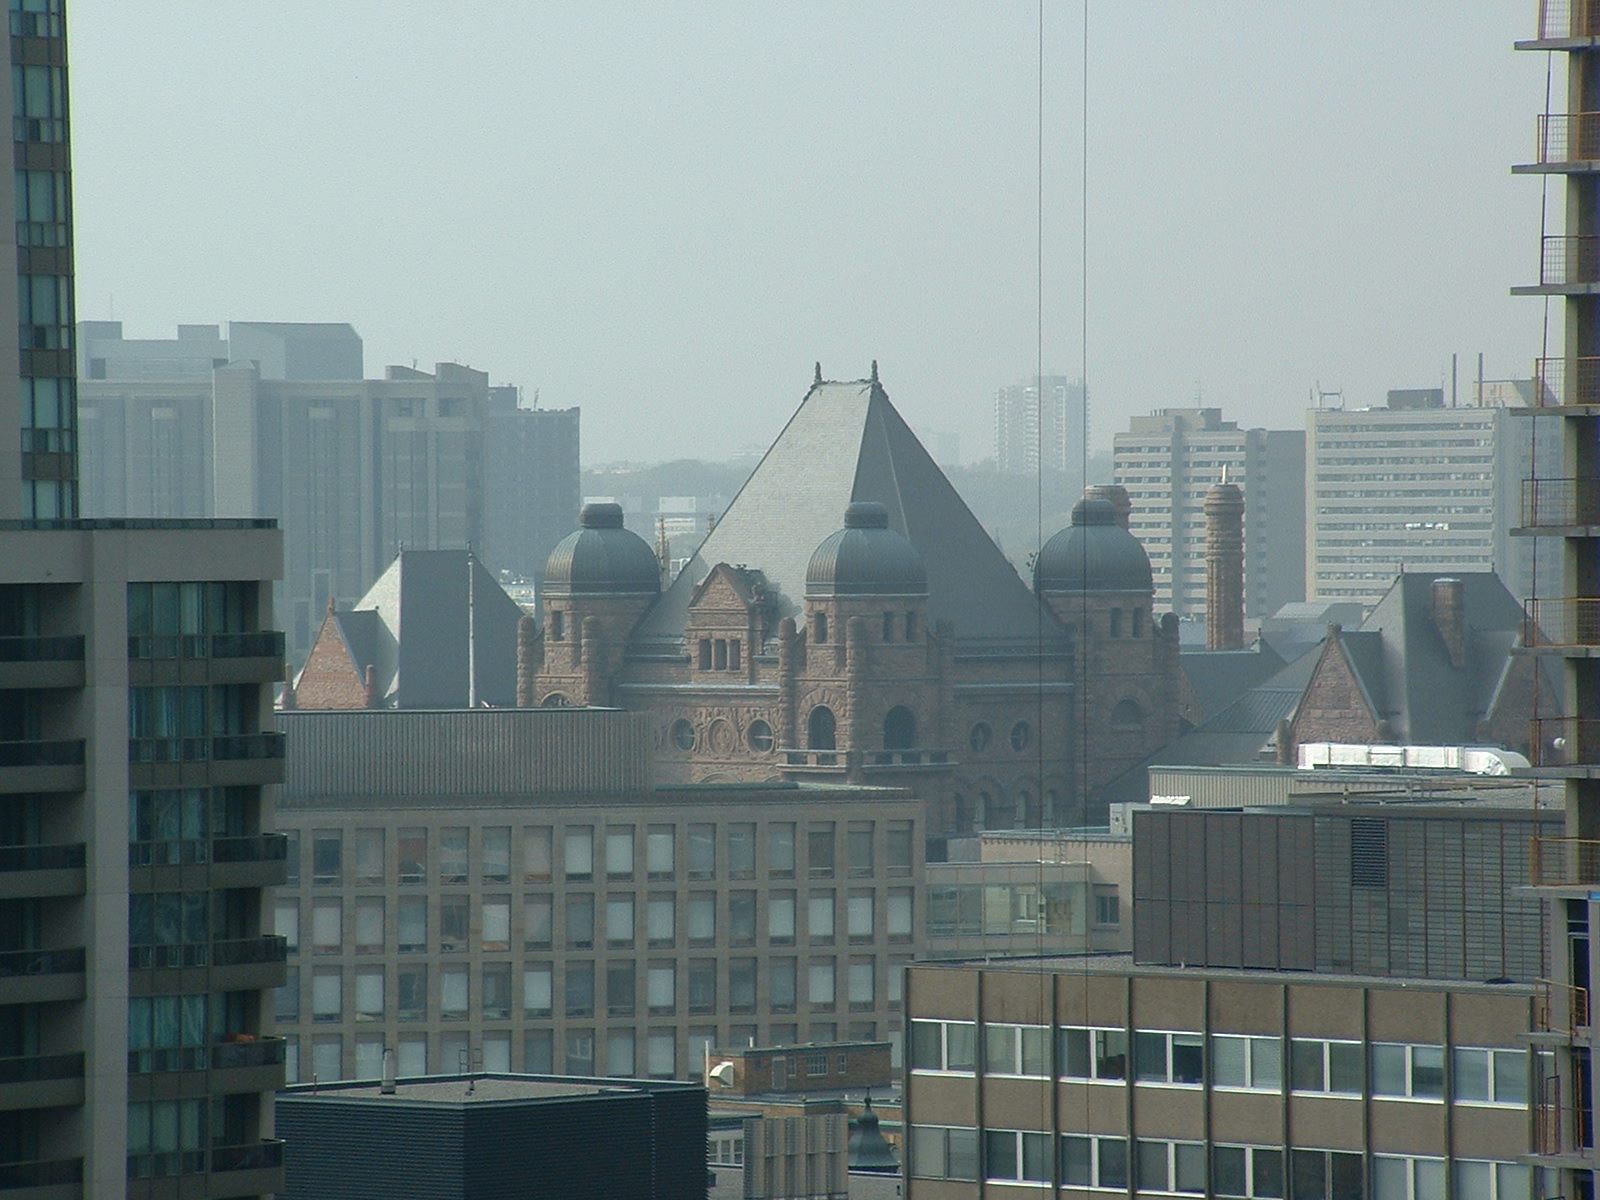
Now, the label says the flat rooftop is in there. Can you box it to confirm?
[280,1072,695,1107]
[910,952,1536,996]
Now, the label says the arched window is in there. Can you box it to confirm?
[1132,608,1145,639]
[1112,698,1144,728]
[814,612,829,644]
[1110,608,1123,638]
[698,639,712,670]
[808,706,836,751]
[540,692,571,708]
[883,706,917,750]
[882,612,894,642]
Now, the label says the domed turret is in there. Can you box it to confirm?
[543,503,662,597]
[806,502,927,597]
[848,1093,900,1174]
[1034,497,1153,594]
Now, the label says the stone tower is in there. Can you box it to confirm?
[1204,477,1245,650]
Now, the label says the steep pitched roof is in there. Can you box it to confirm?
[632,373,1061,647]
[1179,642,1286,725]
[1358,573,1523,743]
[354,550,524,708]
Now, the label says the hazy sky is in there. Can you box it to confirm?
[71,2,1547,464]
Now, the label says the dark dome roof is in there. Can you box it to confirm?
[806,502,928,598]
[543,503,662,597]
[1034,497,1153,594]
[848,1095,900,1174]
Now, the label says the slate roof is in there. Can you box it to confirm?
[1179,642,1286,724]
[329,608,387,691]
[355,550,524,708]
[1356,573,1524,743]
[632,372,1063,648]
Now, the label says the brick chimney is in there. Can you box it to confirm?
[516,614,539,707]
[1204,478,1245,650]
[1430,577,1467,669]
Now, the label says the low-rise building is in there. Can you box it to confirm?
[276,1072,706,1200]
[272,708,926,1084]
[903,957,1540,1198]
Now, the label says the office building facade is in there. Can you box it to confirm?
[271,709,925,1084]
[1305,400,1533,608]
[481,387,580,588]
[902,958,1539,1199]
[76,325,501,661]
[1114,409,1305,620]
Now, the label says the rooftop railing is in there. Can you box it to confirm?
[1531,836,1600,885]
[1536,979,1592,1036]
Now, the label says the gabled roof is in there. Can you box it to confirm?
[1357,572,1523,743]
[354,550,525,708]
[632,372,1061,647]
[330,608,387,691]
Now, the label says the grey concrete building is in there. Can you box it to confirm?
[76,323,501,661]
[1114,409,1305,620]
[903,958,1540,1199]
[1305,397,1547,609]
[481,386,580,589]
[271,708,925,1085]
[0,8,291,1196]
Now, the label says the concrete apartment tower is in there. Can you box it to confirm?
[0,4,290,1196]
[1516,8,1600,1198]
[1204,476,1245,649]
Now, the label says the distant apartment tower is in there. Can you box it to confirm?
[0,8,291,1192]
[994,376,1084,474]
[1113,408,1305,619]
[481,386,581,586]
[1305,392,1535,607]
[76,322,503,660]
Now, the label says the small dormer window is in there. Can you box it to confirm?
[551,610,565,641]
[815,612,828,644]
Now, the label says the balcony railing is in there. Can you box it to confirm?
[1539,0,1600,38]
[865,748,951,767]
[0,1157,81,1191]
[128,631,285,660]
[0,740,82,768]
[1536,979,1592,1035]
[0,1052,81,1086]
[129,833,286,868]
[129,936,286,972]
[1541,237,1600,286]
[128,732,285,764]
[210,1140,283,1173]
[1526,598,1600,647]
[1531,837,1600,885]
[0,635,81,663]
[1523,478,1600,528]
[1531,718,1600,767]
[211,1036,286,1071]
[0,948,82,980]
[0,844,81,872]
[1539,113,1600,162]
[1533,358,1600,405]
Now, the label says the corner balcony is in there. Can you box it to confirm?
[1512,238,1600,296]
[1517,112,1600,172]
[127,632,285,688]
[1521,0,1600,46]
[1524,598,1600,655]
[1534,978,1591,1040]
[0,1053,83,1112]
[128,935,287,994]
[1531,836,1600,886]
[1519,476,1600,534]
[0,948,84,1007]
[0,844,84,901]
[0,636,82,690]
[129,833,287,890]
[0,1156,82,1200]
[1530,718,1600,775]
[125,1140,283,1200]
[1534,1074,1594,1166]
[0,741,82,795]
[128,733,284,788]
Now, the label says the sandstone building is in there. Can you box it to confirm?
[528,367,1184,833]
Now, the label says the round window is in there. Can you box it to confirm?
[969,722,993,753]
[1010,720,1032,752]
[671,719,697,751]
[747,719,774,752]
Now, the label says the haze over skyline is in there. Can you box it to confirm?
[71,2,1544,463]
